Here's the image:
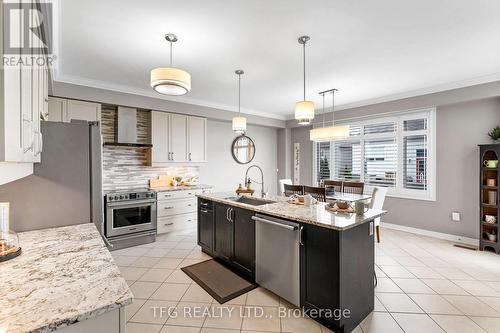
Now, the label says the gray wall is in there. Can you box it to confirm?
[277,128,292,186]
[286,80,500,128]
[53,81,286,129]
[199,119,278,195]
[290,125,314,186]
[290,97,500,239]
[384,98,500,239]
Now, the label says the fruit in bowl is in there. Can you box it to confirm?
[336,200,350,210]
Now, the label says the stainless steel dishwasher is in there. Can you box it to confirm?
[252,213,301,306]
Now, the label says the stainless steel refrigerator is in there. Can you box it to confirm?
[0,121,104,234]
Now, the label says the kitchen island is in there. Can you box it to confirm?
[197,192,386,333]
[0,223,133,333]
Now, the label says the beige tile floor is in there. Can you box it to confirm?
[111,227,500,333]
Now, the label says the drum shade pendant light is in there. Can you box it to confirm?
[151,33,191,96]
[232,70,247,134]
[295,36,314,125]
[310,89,350,141]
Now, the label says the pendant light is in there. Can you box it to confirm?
[232,70,247,134]
[295,35,314,125]
[310,89,350,141]
[151,33,191,96]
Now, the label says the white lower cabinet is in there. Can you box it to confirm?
[157,213,197,234]
[156,189,208,234]
[158,198,197,216]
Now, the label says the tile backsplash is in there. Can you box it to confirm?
[101,105,199,191]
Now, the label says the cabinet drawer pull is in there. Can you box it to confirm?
[200,202,209,207]
[187,204,192,207]
[164,222,174,226]
[299,226,304,246]
[164,206,174,209]
[200,209,209,213]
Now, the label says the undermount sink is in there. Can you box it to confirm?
[224,196,276,206]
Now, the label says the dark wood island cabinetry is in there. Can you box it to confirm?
[197,193,385,333]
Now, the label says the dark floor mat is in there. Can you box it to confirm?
[181,259,257,304]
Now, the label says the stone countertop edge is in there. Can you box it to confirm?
[150,184,213,192]
[196,192,387,231]
[0,223,133,333]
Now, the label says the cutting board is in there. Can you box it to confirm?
[149,175,173,188]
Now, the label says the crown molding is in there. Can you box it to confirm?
[54,74,287,121]
[285,73,500,120]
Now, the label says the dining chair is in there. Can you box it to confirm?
[284,184,304,197]
[369,186,388,243]
[323,180,343,195]
[343,181,365,194]
[303,186,326,202]
[278,179,293,196]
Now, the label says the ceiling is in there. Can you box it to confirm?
[56,0,500,120]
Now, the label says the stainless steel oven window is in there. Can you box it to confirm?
[113,205,151,228]
[106,199,157,238]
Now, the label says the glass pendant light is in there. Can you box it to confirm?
[294,35,314,125]
[232,70,247,134]
[310,89,350,141]
[151,33,191,96]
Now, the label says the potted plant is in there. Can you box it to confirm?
[488,126,500,143]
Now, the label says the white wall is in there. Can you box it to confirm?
[199,119,278,196]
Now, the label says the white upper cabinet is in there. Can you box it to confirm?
[47,97,67,122]
[1,5,23,163]
[151,111,170,163]
[169,114,188,163]
[150,111,207,166]
[188,116,207,162]
[67,99,101,122]
[47,97,101,122]
[0,0,48,183]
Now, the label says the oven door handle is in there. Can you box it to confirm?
[107,199,156,207]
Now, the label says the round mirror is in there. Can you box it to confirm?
[231,135,256,164]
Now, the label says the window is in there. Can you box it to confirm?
[364,138,397,187]
[315,141,331,183]
[333,140,361,181]
[313,108,435,200]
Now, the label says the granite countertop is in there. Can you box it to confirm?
[197,192,387,231]
[151,184,213,192]
[0,224,133,333]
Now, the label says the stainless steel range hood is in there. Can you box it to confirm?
[103,106,152,148]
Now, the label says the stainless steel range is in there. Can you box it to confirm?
[105,188,157,250]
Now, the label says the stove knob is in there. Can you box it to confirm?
[114,195,119,201]
[109,197,113,201]
[124,195,129,200]
[119,195,124,200]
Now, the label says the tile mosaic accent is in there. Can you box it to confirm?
[101,105,198,191]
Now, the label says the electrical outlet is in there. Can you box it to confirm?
[452,212,461,222]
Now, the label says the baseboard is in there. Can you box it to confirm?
[380,222,479,247]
